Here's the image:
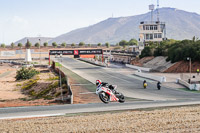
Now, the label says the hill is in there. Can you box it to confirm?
[49,7,200,44]
[15,37,53,46]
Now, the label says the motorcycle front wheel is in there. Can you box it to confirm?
[99,92,110,104]
[118,93,125,103]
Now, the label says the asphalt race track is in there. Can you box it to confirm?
[1,57,200,119]
[60,57,200,101]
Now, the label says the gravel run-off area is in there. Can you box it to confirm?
[0,105,200,132]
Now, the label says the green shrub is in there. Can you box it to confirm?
[35,81,59,98]
[16,67,40,80]
[47,76,59,81]
[21,77,39,90]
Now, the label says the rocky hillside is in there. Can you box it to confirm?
[49,7,200,44]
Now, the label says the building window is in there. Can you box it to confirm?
[146,34,153,40]
[146,26,150,30]
[154,25,158,30]
[143,25,145,30]
[158,33,162,38]
[150,34,153,39]
[150,25,154,30]
[154,33,158,38]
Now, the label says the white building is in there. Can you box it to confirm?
[139,21,166,46]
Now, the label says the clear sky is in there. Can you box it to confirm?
[0,0,200,44]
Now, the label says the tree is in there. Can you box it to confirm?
[71,43,75,47]
[139,46,153,58]
[114,46,121,50]
[52,42,57,48]
[116,43,119,46]
[105,42,110,48]
[43,42,48,47]
[25,40,32,48]
[88,44,91,47]
[11,42,15,49]
[128,39,138,46]
[35,42,40,48]
[1,43,6,48]
[119,40,128,46]
[79,42,85,47]
[18,43,23,48]
[97,43,102,47]
[61,42,66,48]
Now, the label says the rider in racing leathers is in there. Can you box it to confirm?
[96,79,116,93]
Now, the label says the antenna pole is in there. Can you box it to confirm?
[157,0,159,22]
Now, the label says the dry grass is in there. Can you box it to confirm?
[0,105,200,132]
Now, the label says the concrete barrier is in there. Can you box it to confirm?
[78,58,106,67]
[134,71,166,82]
[126,64,151,72]
[177,79,200,91]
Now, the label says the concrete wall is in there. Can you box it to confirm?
[177,79,200,91]
[126,64,151,72]
[134,71,166,82]
[79,58,106,67]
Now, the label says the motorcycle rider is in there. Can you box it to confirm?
[157,81,161,90]
[96,79,116,93]
[143,80,147,89]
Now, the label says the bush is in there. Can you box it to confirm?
[139,46,153,58]
[16,67,40,80]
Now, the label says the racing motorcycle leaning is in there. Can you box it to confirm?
[96,80,125,104]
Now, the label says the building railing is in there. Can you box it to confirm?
[140,21,165,25]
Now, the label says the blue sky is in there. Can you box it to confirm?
[0,0,200,44]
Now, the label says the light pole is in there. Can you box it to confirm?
[187,57,191,83]
[59,54,64,101]
[39,39,41,65]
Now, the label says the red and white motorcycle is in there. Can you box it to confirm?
[96,80,125,104]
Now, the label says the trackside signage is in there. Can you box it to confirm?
[49,49,102,55]
[49,50,74,55]
[79,49,102,55]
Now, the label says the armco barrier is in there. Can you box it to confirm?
[177,79,200,91]
[126,64,151,72]
[135,71,166,82]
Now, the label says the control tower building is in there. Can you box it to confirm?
[139,3,166,47]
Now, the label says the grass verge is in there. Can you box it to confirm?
[60,67,96,92]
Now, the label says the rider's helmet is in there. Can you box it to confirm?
[96,80,102,86]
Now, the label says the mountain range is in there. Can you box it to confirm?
[15,7,200,45]
[14,37,53,45]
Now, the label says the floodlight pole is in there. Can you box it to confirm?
[187,57,191,83]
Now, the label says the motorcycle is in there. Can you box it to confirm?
[96,84,125,104]
[143,82,147,89]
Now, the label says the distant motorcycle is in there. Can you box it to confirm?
[96,82,125,104]
[143,80,147,89]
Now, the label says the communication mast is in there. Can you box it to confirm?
[157,0,160,22]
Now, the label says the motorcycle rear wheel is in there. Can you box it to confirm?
[99,92,110,104]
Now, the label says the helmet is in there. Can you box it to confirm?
[96,80,102,86]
